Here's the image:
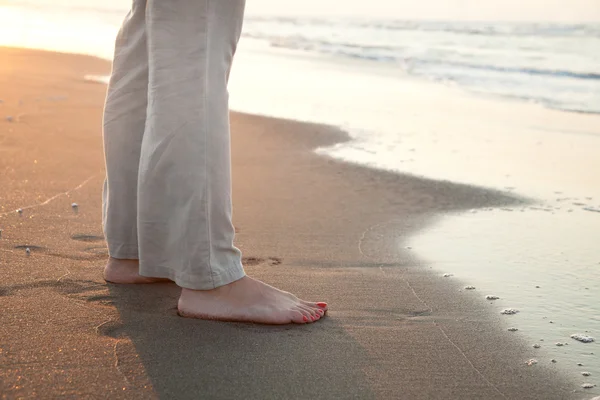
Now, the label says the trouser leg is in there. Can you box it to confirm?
[138,0,246,289]
[102,0,148,259]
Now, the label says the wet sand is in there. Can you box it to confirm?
[0,47,591,399]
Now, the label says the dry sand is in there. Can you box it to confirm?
[0,47,588,399]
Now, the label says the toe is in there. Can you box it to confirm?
[301,300,328,312]
[295,306,315,323]
[299,304,318,319]
[291,309,308,324]
[300,300,318,308]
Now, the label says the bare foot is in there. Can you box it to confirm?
[178,276,328,324]
[103,257,171,284]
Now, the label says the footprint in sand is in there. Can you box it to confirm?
[14,244,46,255]
[71,234,104,242]
[68,234,108,258]
[0,278,113,307]
[242,257,282,266]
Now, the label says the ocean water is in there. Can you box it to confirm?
[244,17,600,114]
[0,1,599,392]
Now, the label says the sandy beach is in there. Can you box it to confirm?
[0,47,593,399]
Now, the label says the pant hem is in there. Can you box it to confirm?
[107,242,139,259]
[139,264,246,290]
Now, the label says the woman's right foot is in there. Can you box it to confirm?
[178,276,328,324]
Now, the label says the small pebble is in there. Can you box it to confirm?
[443,273,452,278]
[582,383,596,389]
[508,327,518,332]
[582,372,591,376]
[535,285,540,288]
[485,295,500,300]
[578,363,584,366]
[465,286,476,290]
[555,342,564,347]
[533,344,541,348]
[25,248,31,255]
[570,334,595,343]
[17,208,23,215]
[406,246,412,250]
[501,308,519,315]
[551,359,557,363]
[71,202,78,208]
[526,359,538,366]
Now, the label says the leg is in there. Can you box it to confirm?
[102,0,167,283]
[139,0,246,290]
[141,0,327,323]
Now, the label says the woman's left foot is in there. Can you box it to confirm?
[103,257,171,284]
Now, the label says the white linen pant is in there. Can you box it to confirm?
[102,0,246,290]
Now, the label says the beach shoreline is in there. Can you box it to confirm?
[0,47,593,399]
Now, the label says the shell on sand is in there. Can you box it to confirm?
[465,285,476,290]
[570,334,595,343]
[581,383,596,389]
[501,308,519,315]
[508,327,518,332]
[443,273,453,278]
[526,359,538,366]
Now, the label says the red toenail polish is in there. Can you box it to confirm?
[303,316,308,322]
[317,302,327,308]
